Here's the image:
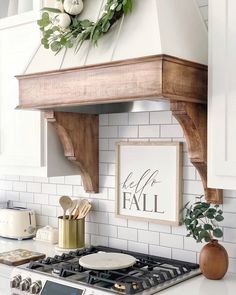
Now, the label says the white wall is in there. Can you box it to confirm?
[0,109,236,273]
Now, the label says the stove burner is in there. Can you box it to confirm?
[113,282,140,293]
[27,246,201,294]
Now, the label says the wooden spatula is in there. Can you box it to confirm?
[77,202,92,219]
[73,199,91,219]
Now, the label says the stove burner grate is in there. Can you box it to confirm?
[28,246,200,294]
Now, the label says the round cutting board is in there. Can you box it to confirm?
[79,252,136,270]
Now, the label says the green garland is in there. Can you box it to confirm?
[37,0,133,54]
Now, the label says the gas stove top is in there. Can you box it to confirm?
[10,246,201,295]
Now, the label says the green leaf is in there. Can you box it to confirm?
[215,215,224,222]
[184,219,191,226]
[199,230,210,241]
[41,7,62,13]
[207,208,217,214]
[213,228,223,238]
[204,224,213,231]
[206,212,215,219]
[51,41,61,52]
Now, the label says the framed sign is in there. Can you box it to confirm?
[116,142,182,225]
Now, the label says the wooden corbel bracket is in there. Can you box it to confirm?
[45,111,99,193]
[170,102,223,204]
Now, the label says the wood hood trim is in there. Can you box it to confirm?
[16,54,222,203]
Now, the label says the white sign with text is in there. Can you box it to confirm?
[116,142,182,225]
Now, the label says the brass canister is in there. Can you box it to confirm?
[58,216,85,249]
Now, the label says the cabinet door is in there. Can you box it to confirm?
[208,0,236,189]
[0,23,44,168]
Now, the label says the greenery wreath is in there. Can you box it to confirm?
[37,0,133,54]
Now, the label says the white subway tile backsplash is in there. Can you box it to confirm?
[42,205,57,217]
[149,223,171,233]
[183,167,196,180]
[172,249,197,263]
[108,164,115,176]
[36,215,49,227]
[99,200,115,212]
[100,176,115,188]
[228,258,236,273]
[13,181,26,192]
[183,180,204,195]
[109,113,128,125]
[57,184,73,196]
[139,125,160,138]
[99,114,108,126]
[99,224,117,237]
[42,184,57,195]
[34,177,49,183]
[27,182,41,193]
[99,138,109,150]
[138,230,159,245]
[129,112,149,125]
[109,238,128,250]
[100,126,118,138]
[108,213,127,227]
[171,225,187,236]
[128,220,148,230]
[5,175,19,181]
[90,211,109,224]
[118,126,138,138]
[20,176,34,182]
[0,180,13,191]
[118,227,137,241]
[184,237,205,252]
[150,111,172,124]
[160,233,183,249]
[6,191,19,201]
[223,198,236,213]
[149,245,171,258]
[161,125,183,138]
[128,241,148,254]
[224,228,236,243]
[20,192,34,203]
[34,193,48,205]
[222,213,236,228]
[100,151,115,163]
[2,108,236,274]
[49,177,65,184]
[48,217,58,228]
[86,222,99,235]
[91,235,109,246]
[64,175,81,185]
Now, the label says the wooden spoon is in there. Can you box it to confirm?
[59,196,72,220]
[73,199,90,219]
[68,199,78,220]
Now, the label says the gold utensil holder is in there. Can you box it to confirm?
[58,216,85,249]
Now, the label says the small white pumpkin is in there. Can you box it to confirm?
[63,0,84,15]
[53,13,71,29]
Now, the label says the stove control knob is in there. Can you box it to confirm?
[30,281,42,294]
[10,275,22,288]
[19,277,31,291]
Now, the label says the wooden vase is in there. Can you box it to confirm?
[199,239,228,280]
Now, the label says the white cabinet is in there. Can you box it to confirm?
[0,13,77,177]
[208,0,236,189]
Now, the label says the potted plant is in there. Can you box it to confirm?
[184,196,228,280]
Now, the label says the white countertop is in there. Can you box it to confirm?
[160,273,236,295]
[0,237,235,295]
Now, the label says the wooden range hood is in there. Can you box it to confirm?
[16,54,222,204]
